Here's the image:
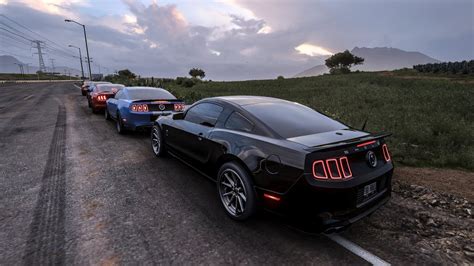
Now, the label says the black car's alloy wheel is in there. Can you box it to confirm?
[151,125,166,156]
[217,162,257,220]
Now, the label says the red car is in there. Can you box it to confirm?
[89,83,125,113]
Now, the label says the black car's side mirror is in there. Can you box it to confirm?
[173,113,184,120]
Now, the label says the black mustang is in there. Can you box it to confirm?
[151,96,393,231]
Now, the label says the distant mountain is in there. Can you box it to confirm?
[0,55,24,73]
[294,47,440,77]
[0,55,82,76]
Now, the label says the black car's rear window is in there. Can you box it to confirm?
[243,102,348,138]
[127,89,176,100]
[96,84,124,92]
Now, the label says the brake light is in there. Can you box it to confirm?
[312,160,328,179]
[326,158,342,179]
[339,156,352,178]
[131,104,149,112]
[357,140,376,147]
[382,144,391,162]
[97,95,107,101]
[174,103,185,112]
[312,156,353,180]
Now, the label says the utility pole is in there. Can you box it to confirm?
[32,40,47,72]
[68,44,85,79]
[65,19,92,80]
[49,58,56,77]
[14,63,24,79]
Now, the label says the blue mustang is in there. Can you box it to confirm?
[105,87,185,134]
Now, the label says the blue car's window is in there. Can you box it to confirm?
[243,102,348,138]
[225,112,253,133]
[127,89,176,100]
[185,103,223,127]
[115,90,124,99]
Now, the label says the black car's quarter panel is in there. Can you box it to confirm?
[209,129,307,194]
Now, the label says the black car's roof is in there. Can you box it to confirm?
[124,86,166,91]
[212,96,289,106]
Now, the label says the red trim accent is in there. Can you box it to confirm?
[263,193,281,201]
[326,158,342,179]
[357,140,376,147]
[382,144,391,162]
[339,156,352,178]
[312,160,328,179]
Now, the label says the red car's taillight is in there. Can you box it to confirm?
[312,156,353,180]
[131,104,149,112]
[174,103,185,112]
[382,144,391,162]
[97,95,107,101]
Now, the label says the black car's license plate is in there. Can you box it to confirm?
[363,182,377,197]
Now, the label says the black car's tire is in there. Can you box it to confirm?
[116,113,125,134]
[217,162,257,221]
[92,106,98,114]
[81,90,86,96]
[88,99,92,108]
[104,108,111,120]
[151,125,166,157]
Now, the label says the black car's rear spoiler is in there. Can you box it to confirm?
[304,132,392,152]
[132,99,184,103]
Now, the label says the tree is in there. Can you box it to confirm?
[117,69,136,79]
[325,50,364,74]
[189,68,205,79]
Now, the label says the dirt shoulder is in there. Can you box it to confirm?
[394,166,474,202]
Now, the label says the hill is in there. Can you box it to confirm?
[294,47,440,77]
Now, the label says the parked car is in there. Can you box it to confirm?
[81,81,110,96]
[105,87,185,134]
[88,83,124,113]
[151,96,393,231]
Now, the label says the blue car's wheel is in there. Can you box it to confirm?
[116,112,125,134]
[104,108,111,120]
[151,125,166,156]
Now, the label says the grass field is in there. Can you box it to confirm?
[166,72,473,171]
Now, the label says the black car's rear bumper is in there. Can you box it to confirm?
[259,167,393,232]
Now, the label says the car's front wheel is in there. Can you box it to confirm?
[217,162,257,221]
[151,125,166,156]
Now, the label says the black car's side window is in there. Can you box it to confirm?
[225,112,254,133]
[185,103,223,127]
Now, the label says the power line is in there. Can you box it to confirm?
[0,49,34,61]
[0,14,76,57]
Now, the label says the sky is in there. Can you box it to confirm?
[1,0,473,80]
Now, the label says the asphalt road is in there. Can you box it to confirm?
[1,82,464,265]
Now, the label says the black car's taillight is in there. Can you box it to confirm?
[312,156,353,180]
[382,144,391,162]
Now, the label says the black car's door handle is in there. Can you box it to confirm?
[198,132,203,141]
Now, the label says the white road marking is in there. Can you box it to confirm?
[73,84,81,90]
[23,94,34,100]
[326,234,390,266]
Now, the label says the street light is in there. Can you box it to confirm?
[65,19,92,80]
[68,44,85,79]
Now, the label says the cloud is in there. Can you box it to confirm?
[1,0,472,80]
[295,43,333,57]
